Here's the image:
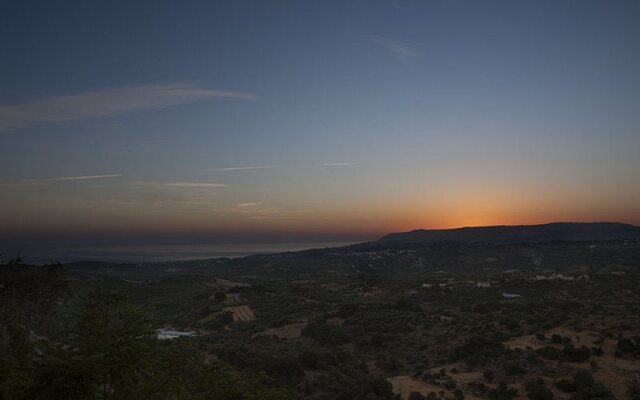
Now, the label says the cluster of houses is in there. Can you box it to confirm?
[421,272,590,291]
[528,273,589,281]
[421,279,499,289]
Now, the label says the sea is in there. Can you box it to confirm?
[3,241,356,264]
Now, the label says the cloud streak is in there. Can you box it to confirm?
[0,174,120,187]
[236,202,261,207]
[133,181,228,188]
[0,84,255,130]
[203,166,272,172]
[319,162,356,167]
[20,174,121,182]
[360,35,419,58]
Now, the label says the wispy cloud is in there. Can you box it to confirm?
[236,202,261,207]
[21,174,121,182]
[319,162,356,167]
[203,166,272,172]
[0,84,255,130]
[0,174,120,187]
[132,181,228,188]
[212,203,280,218]
[359,35,419,58]
[212,204,332,221]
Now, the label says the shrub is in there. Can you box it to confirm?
[504,361,526,375]
[618,338,638,354]
[474,304,490,314]
[454,336,504,360]
[590,347,604,356]
[537,346,562,360]
[556,379,576,393]
[527,385,554,400]
[298,351,319,369]
[488,382,518,400]
[266,356,303,378]
[569,384,614,400]
[369,376,393,397]
[302,322,350,345]
[562,344,590,362]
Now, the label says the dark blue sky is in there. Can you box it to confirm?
[1,0,639,242]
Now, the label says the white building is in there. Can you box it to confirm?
[156,328,196,340]
[502,292,522,298]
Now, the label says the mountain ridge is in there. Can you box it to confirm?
[379,222,640,244]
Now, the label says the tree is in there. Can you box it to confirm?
[483,369,494,383]
[369,376,393,397]
[0,255,296,400]
[0,262,70,400]
[409,392,426,400]
[572,370,594,389]
[525,379,553,400]
[299,351,319,369]
[628,382,640,400]
[36,290,155,400]
[220,311,234,325]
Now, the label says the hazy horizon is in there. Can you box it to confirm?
[5,220,639,264]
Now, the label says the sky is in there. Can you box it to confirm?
[1,0,640,246]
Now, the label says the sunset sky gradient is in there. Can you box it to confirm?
[1,0,639,245]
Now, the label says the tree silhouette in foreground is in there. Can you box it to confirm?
[0,274,288,400]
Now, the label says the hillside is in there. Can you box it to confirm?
[379,222,640,244]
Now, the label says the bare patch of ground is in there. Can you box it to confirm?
[388,375,448,399]
[388,375,482,400]
[223,305,255,322]
[454,370,483,385]
[255,321,307,339]
[215,278,250,288]
[506,328,640,400]
[505,327,600,351]
[205,278,250,288]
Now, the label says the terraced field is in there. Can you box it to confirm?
[223,305,255,322]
